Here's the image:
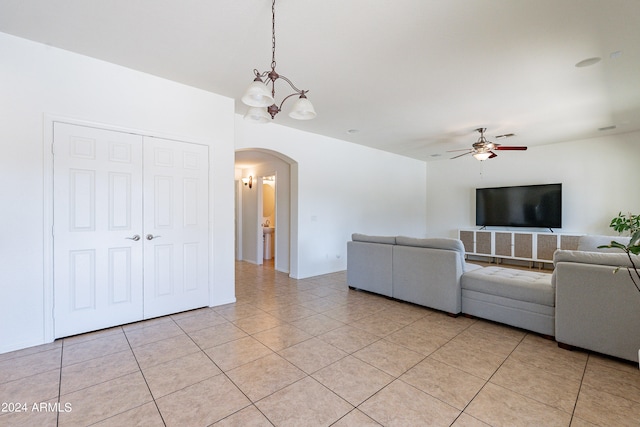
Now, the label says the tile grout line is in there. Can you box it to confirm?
[56,339,64,427]
[121,324,168,427]
[568,352,590,425]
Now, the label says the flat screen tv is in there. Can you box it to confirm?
[476,183,562,229]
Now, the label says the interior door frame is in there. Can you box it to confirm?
[259,172,277,264]
[257,176,264,264]
[43,114,213,343]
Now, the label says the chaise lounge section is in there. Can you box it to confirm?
[460,266,554,336]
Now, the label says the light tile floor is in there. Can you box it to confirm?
[2,261,640,426]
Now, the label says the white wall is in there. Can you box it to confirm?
[0,33,236,353]
[426,131,640,237]
[235,117,428,278]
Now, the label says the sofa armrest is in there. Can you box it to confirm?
[347,241,394,297]
[554,260,640,362]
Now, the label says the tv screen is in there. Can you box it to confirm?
[476,184,562,228]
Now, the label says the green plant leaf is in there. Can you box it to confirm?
[608,212,640,235]
[609,241,628,251]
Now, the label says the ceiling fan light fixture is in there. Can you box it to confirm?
[449,128,527,161]
[241,0,315,123]
[473,152,492,161]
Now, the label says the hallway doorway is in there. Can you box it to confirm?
[234,149,298,277]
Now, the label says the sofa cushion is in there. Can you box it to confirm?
[351,233,396,245]
[461,266,554,306]
[395,236,465,254]
[577,235,631,253]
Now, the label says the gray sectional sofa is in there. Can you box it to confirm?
[347,233,640,363]
[347,233,553,333]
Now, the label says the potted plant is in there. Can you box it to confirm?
[598,212,640,292]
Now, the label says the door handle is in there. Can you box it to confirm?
[146,234,161,241]
[125,235,141,241]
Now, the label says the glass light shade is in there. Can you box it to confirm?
[288,96,317,120]
[241,80,274,107]
[473,152,492,161]
[243,107,270,123]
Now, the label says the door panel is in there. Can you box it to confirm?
[109,247,133,303]
[54,123,144,338]
[69,249,95,310]
[142,136,209,318]
[109,173,133,230]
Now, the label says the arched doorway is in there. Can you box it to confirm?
[234,149,298,277]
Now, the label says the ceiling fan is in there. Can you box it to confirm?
[449,128,527,161]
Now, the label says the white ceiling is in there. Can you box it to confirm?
[1,0,639,161]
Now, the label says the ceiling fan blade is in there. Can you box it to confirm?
[495,146,527,151]
[446,148,474,152]
[489,151,497,159]
[450,151,472,159]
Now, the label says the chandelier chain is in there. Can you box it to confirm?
[271,0,276,70]
[241,0,315,121]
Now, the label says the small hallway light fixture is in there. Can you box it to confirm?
[241,0,316,123]
[242,176,253,188]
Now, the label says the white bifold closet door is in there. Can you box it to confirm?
[142,135,209,319]
[53,122,209,338]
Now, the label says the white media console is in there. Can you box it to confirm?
[459,229,583,268]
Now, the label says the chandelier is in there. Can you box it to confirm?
[241,0,316,123]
